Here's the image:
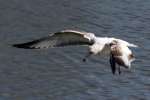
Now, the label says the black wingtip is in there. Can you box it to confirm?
[12,43,34,49]
[12,44,23,48]
[118,67,121,75]
[111,67,116,75]
[12,37,49,49]
[12,38,41,49]
[110,54,116,75]
[112,70,116,75]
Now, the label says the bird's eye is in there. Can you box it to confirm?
[109,43,114,46]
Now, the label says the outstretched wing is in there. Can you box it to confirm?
[13,30,95,49]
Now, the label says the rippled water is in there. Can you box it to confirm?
[0,0,150,100]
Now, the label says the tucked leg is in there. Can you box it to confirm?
[118,66,121,75]
[82,52,93,62]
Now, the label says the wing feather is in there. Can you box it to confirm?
[13,30,95,49]
[109,54,116,74]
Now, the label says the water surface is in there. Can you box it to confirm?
[0,0,149,100]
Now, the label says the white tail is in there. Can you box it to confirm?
[128,43,138,47]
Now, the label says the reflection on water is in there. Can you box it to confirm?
[0,0,149,100]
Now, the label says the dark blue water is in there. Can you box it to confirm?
[0,0,149,100]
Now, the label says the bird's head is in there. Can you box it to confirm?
[109,40,118,47]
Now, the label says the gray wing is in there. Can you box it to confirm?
[13,30,95,49]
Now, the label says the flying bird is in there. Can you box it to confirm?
[13,30,138,74]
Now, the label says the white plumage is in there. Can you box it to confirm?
[13,30,138,75]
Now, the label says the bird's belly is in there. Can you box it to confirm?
[115,56,131,69]
[115,57,125,66]
[98,47,110,56]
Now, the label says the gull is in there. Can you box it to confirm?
[13,30,138,74]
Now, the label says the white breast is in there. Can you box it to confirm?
[89,37,111,55]
[120,45,133,68]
